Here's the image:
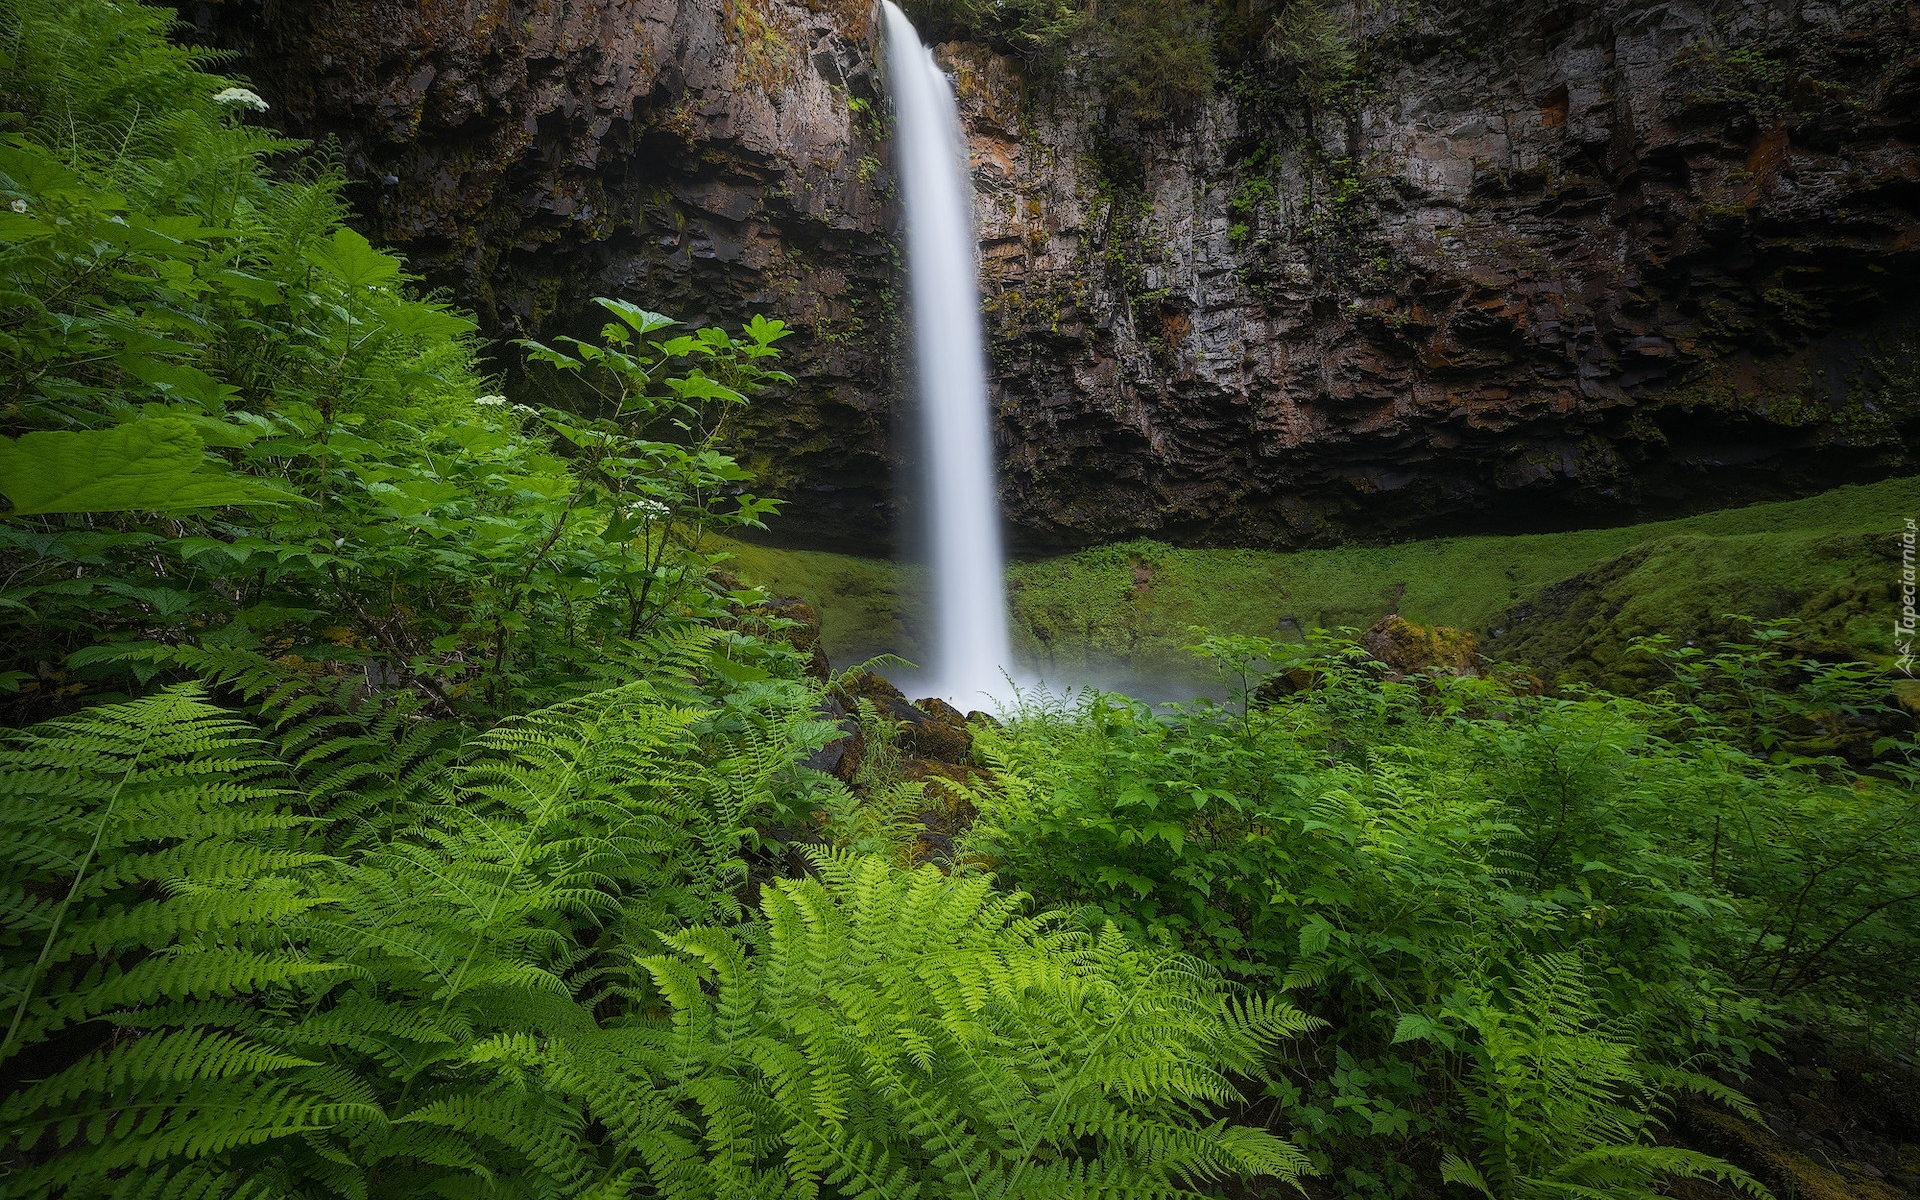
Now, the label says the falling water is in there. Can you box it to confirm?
[881,1,1014,707]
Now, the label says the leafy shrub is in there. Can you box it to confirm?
[615,852,1313,1197]
[0,0,793,720]
[964,629,1914,1195]
[897,0,1083,63]
[1089,0,1219,123]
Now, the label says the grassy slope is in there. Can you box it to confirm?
[717,476,1916,685]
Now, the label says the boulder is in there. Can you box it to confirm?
[754,594,830,681]
[827,670,975,765]
[1361,616,1482,677]
[802,695,863,784]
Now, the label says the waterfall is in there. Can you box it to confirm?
[881,1,1014,708]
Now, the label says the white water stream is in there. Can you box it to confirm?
[881,1,1015,708]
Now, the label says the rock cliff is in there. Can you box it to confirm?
[183,0,1920,550]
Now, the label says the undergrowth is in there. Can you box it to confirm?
[960,627,1918,1196]
[3,1,1917,1197]
[722,475,1915,687]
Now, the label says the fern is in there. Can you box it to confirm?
[140,643,465,841]
[0,685,311,1056]
[1444,954,1772,1200]
[0,685,371,1197]
[599,852,1317,1199]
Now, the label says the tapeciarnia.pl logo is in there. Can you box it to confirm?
[1899,517,1916,676]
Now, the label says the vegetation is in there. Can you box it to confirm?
[961,627,1918,1196]
[0,3,1308,1195]
[898,0,1353,128]
[0,0,790,722]
[4,3,1918,1199]
[722,474,1915,686]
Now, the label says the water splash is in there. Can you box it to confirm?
[881,1,1014,708]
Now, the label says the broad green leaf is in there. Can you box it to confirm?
[594,297,677,336]
[650,335,700,358]
[0,419,306,516]
[708,656,771,686]
[0,211,52,243]
[305,227,403,289]
[0,139,110,203]
[744,313,792,346]
[119,354,238,408]
[665,373,745,405]
[515,339,582,372]
[212,268,283,305]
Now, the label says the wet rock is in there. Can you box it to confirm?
[834,668,907,708]
[901,696,974,763]
[802,696,863,783]
[898,759,989,866]
[754,594,830,681]
[196,0,1920,550]
[1253,665,1323,704]
[827,669,975,763]
[1361,616,1482,676]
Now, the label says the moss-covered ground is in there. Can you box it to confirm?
[718,475,1917,689]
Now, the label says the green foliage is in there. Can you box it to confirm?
[620,852,1313,1197]
[515,299,790,642]
[726,477,1914,692]
[0,681,1307,1197]
[1442,955,1770,1200]
[898,0,1353,128]
[7,5,1913,1200]
[1089,0,1219,123]
[0,0,801,721]
[963,628,1914,1196]
[0,419,302,515]
[897,0,1082,63]
[1223,0,1353,130]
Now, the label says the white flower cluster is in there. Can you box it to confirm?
[473,394,508,407]
[212,87,270,112]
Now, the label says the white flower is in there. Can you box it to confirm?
[107,214,126,225]
[7,199,24,214]
[212,87,270,112]
[474,394,508,407]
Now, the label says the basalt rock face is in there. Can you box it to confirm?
[181,0,906,545]
[188,0,1920,551]
[964,0,1920,547]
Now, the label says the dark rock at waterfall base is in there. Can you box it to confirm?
[803,695,865,784]
[898,759,989,867]
[900,696,973,763]
[821,669,976,767]
[834,668,907,709]
[1253,666,1323,705]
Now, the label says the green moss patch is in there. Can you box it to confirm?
[719,476,1916,687]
